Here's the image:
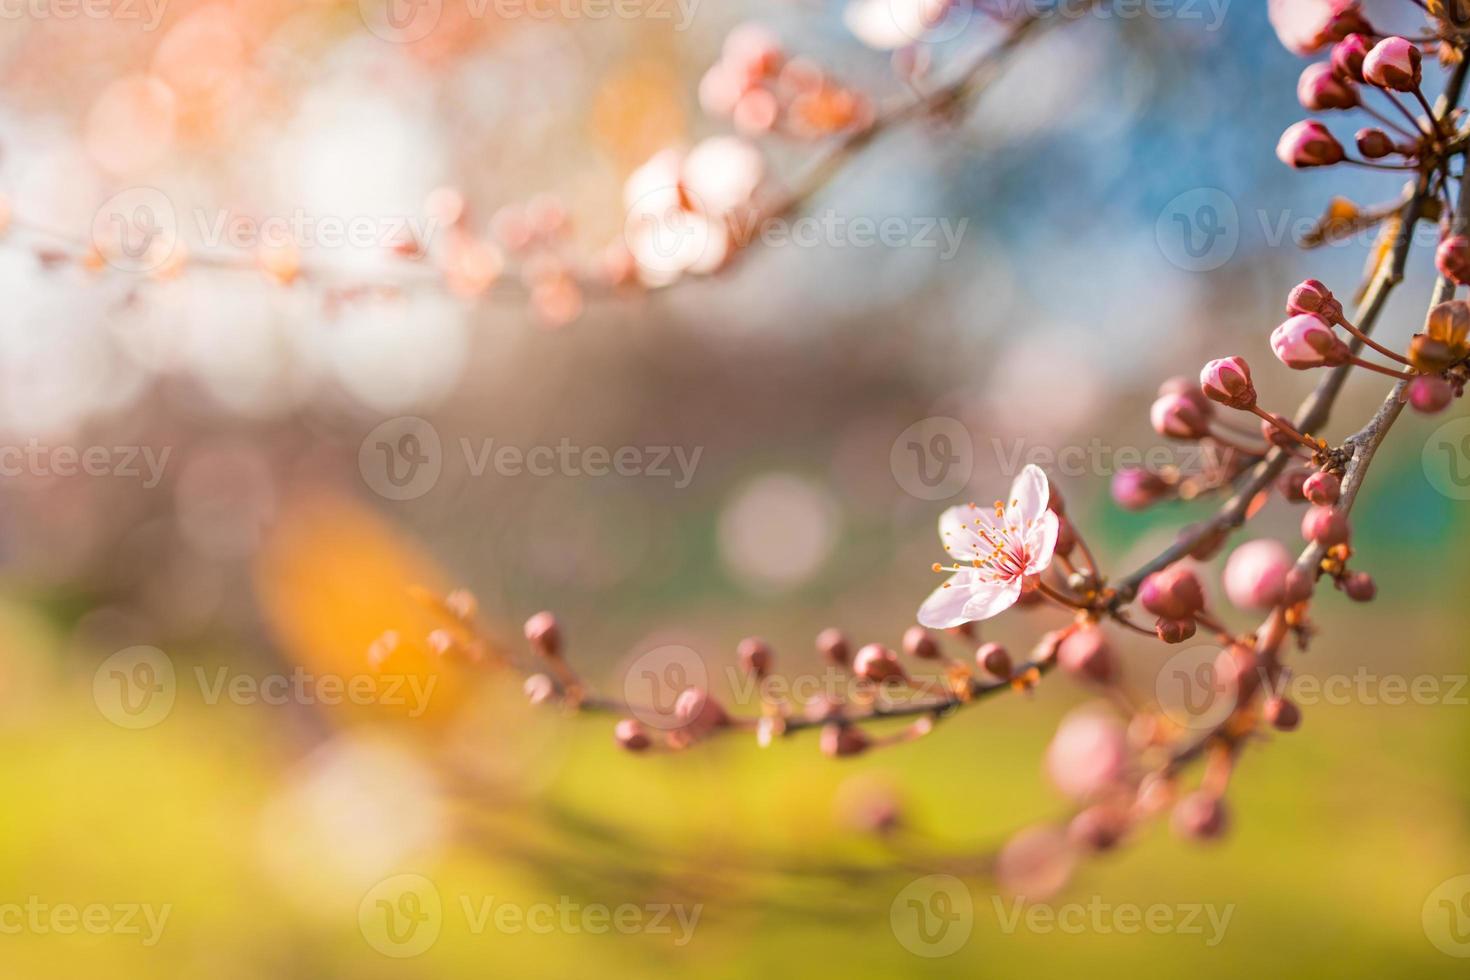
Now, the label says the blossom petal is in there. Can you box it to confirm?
[1023,510,1060,576]
[1008,464,1051,525]
[960,576,1024,622]
[844,0,951,50]
[917,570,982,628]
[938,505,989,560]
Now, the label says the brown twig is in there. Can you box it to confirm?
[3,9,1072,309]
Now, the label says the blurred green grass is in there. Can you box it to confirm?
[1,591,1467,979]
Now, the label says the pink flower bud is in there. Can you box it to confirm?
[1271,314,1351,369]
[737,636,772,678]
[1286,278,1344,322]
[1283,567,1316,604]
[1200,356,1256,410]
[1045,706,1127,801]
[1172,792,1229,841]
[1150,391,1210,440]
[1139,565,1206,619]
[1408,375,1454,414]
[1331,33,1371,81]
[615,718,652,751]
[1362,36,1421,92]
[1015,588,1044,609]
[1297,62,1358,110]
[816,627,849,667]
[523,673,555,705]
[1354,127,1395,159]
[1068,805,1129,852]
[834,776,901,834]
[1158,375,1215,416]
[1263,696,1301,731]
[1058,626,1116,684]
[722,22,783,85]
[674,687,729,733]
[1223,539,1292,609]
[820,722,870,758]
[1111,468,1170,510]
[1301,504,1350,546]
[1155,617,1196,644]
[1303,470,1341,505]
[1046,481,1067,516]
[523,611,563,657]
[902,625,940,660]
[803,693,843,723]
[1277,465,1310,502]
[853,643,905,683]
[1276,120,1345,168]
[1270,0,1373,57]
[974,641,1011,679]
[1054,518,1077,558]
[1343,570,1376,601]
[995,825,1076,901]
[1437,234,1470,286]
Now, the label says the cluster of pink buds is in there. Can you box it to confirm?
[1275,279,1466,402]
[1279,32,1443,172]
[376,186,598,326]
[508,608,1057,760]
[1112,376,1269,511]
[699,23,873,139]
